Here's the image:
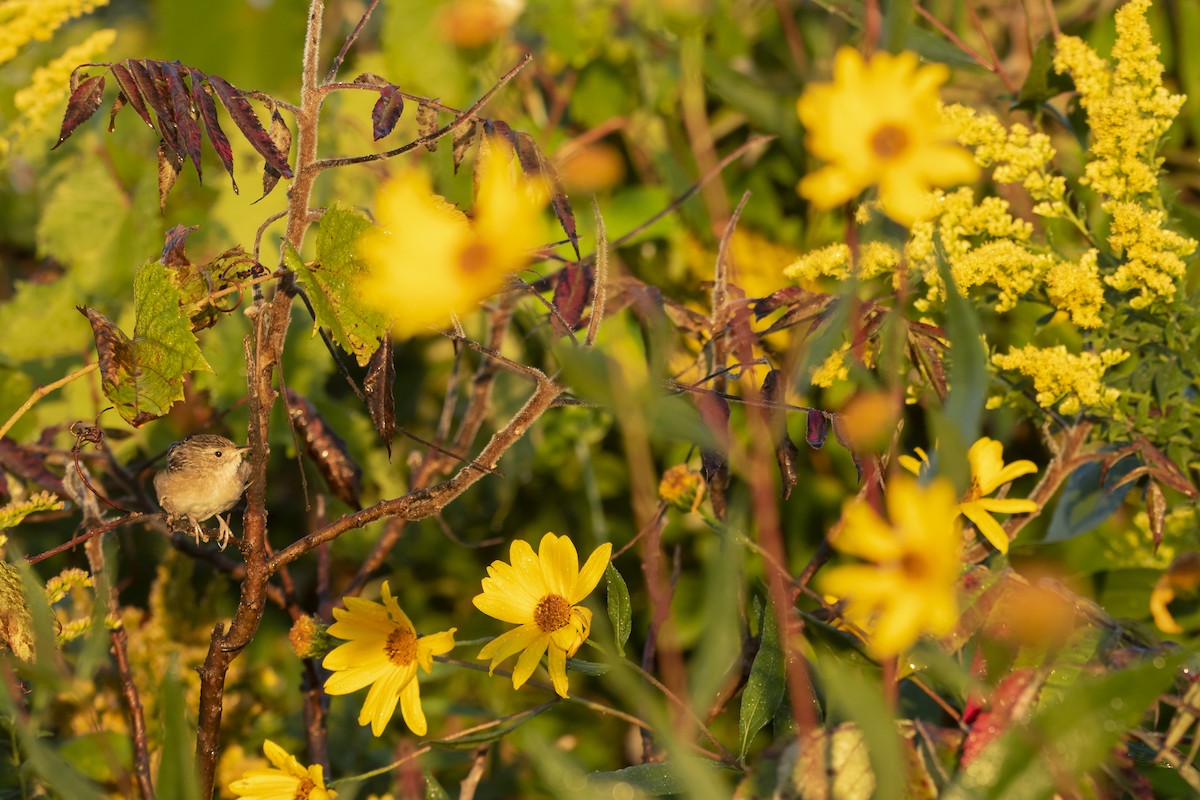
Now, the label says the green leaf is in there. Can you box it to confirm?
[1044,455,1138,542]
[156,665,200,800]
[589,761,734,796]
[605,563,632,654]
[293,202,389,367]
[931,261,986,494]
[59,733,132,783]
[80,261,212,426]
[430,705,550,749]
[564,657,610,676]
[424,769,450,800]
[947,653,1183,798]
[1014,37,1075,111]
[739,599,786,759]
[0,278,93,363]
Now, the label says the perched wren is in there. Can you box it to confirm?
[154,434,252,549]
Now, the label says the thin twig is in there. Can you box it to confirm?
[310,54,532,172]
[585,197,608,347]
[323,0,381,83]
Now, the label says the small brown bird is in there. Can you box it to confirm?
[154,434,252,549]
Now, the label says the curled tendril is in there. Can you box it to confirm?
[68,411,132,514]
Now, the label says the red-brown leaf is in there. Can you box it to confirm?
[207,74,293,178]
[805,408,830,449]
[371,85,404,141]
[107,91,127,132]
[776,435,800,500]
[160,61,203,180]
[365,337,396,458]
[551,262,592,336]
[512,130,579,260]
[161,224,199,267]
[53,74,105,149]
[285,389,362,510]
[961,669,1044,766]
[695,391,730,520]
[0,440,65,496]
[130,60,183,159]
[109,62,154,129]
[190,69,237,193]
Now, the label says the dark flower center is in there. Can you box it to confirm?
[385,625,418,666]
[534,594,571,633]
[870,123,910,160]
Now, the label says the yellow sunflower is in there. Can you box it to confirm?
[899,437,1038,554]
[473,533,612,697]
[819,475,962,656]
[796,46,978,225]
[227,739,335,800]
[322,581,456,737]
[357,137,547,338]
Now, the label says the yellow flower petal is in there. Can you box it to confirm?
[512,633,549,689]
[399,672,428,736]
[478,623,543,667]
[960,502,1009,554]
[547,644,570,698]
[572,542,612,603]
[538,533,579,598]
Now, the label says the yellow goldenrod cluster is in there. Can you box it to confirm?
[782,241,899,285]
[992,344,1129,414]
[942,104,1067,217]
[1053,0,1185,203]
[1044,250,1105,328]
[949,239,1055,313]
[0,0,109,65]
[0,490,64,529]
[811,342,852,388]
[1103,201,1196,308]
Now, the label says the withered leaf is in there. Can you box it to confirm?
[161,223,199,267]
[53,74,105,149]
[161,61,203,180]
[371,85,404,141]
[512,129,579,260]
[207,73,293,178]
[451,119,477,174]
[364,337,396,458]
[190,69,237,192]
[776,435,800,500]
[695,391,730,520]
[805,409,830,450]
[107,91,127,132]
[78,261,212,427]
[831,414,862,482]
[352,72,390,87]
[157,141,184,211]
[551,262,592,336]
[416,101,440,151]
[259,107,292,200]
[1146,481,1166,552]
[961,669,1045,766]
[285,389,362,510]
[109,62,154,129]
[0,440,65,496]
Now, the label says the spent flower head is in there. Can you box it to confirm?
[796,47,977,226]
[228,739,335,800]
[322,581,456,737]
[473,533,612,697]
[818,475,962,656]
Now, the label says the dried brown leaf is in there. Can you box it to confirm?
[109,62,154,129]
[285,389,362,509]
[512,129,579,260]
[451,118,477,174]
[157,140,183,211]
[364,337,396,458]
[550,262,592,336]
[1146,481,1167,552]
[207,73,293,178]
[416,101,440,150]
[259,106,292,200]
[805,408,830,450]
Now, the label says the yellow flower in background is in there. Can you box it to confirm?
[796,47,978,226]
[819,476,962,656]
[323,581,456,737]
[898,437,1038,554]
[358,138,547,338]
[1150,552,1200,634]
[228,739,336,800]
[992,344,1129,414]
[473,533,612,697]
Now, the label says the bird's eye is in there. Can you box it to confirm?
[214,450,223,457]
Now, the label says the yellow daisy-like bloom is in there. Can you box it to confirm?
[322,581,456,737]
[899,437,1038,554]
[473,533,612,698]
[228,739,336,800]
[357,138,547,338]
[818,475,962,656]
[796,47,978,226]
